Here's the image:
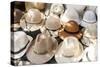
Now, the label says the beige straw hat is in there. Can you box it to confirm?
[26,33,58,64]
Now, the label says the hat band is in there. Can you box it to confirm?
[11,40,29,54]
[82,20,95,24]
[33,49,48,55]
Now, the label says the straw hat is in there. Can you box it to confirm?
[66,4,86,17]
[58,29,83,40]
[55,36,83,63]
[60,8,80,25]
[82,45,97,62]
[14,8,24,23]
[26,33,58,64]
[50,4,64,15]
[11,31,33,59]
[86,6,97,12]
[20,9,45,31]
[80,10,96,28]
[63,20,79,33]
[45,14,61,30]
[25,2,45,11]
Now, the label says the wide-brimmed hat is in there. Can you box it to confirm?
[80,10,96,28]
[20,9,45,31]
[11,31,33,59]
[60,8,80,25]
[50,4,64,15]
[55,36,83,63]
[25,2,45,11]
[26,33,58,64]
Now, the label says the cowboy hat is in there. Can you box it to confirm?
[26,33,58,64]
[11,31,33,59]
[20,9,45,31]
[55,36,83,63]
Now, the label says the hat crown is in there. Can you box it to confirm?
[83,10,96,23]
[45,14,61,30]
[50,4,64,15]
[61,8,80,24]
[62,37,80,57]
[25,9,41,23]
[33,33,53,54]
[12,31,29,52]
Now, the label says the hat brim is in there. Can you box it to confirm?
[20,13,45,31]
[11,35,33,59]
[55,42,83,63]
[26,37,58,64]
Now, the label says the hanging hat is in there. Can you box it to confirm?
[55,36,83,63]
[66,4,86,17]
[63,20,79,33]
[45,14,61,30]
[25,2,45,11]
[11,31,33,59]
[14,8,24,23]
[80,10,96,28]
[20,9,45,31]
[50,4,64,15]
[26,33,58,64]
[60,8,80,25]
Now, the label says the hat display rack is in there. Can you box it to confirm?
[11,1,98,66]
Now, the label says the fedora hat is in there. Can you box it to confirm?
[50,4,64,15]
[55,36,83,63]
[26,33,58,64]
[60,8,80,25]
[66,4,86,17]
[45,14,61,30]
[25,2,45,11]
[80,10,96,28]
[20,9,45,31]
[11,31,33,59]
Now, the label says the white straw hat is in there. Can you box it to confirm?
[11,31,33,59]
[55,36,83,63]
[50,4,64,15]
[45,14,61,30]
[60,8,80,25]
[66,4,86,17]
[20,9,45,31]
[80,10,96,28]
[26,33,58,64]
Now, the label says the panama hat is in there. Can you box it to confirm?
[60,8,80,25]
[66,4,86,17]
[20,9,45,31]
[55,36,83,63]
[50,4,64,15]
[25,2,45,11]
[26,33,58,64]
[11,31,33,59]
[80,10,96,28]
